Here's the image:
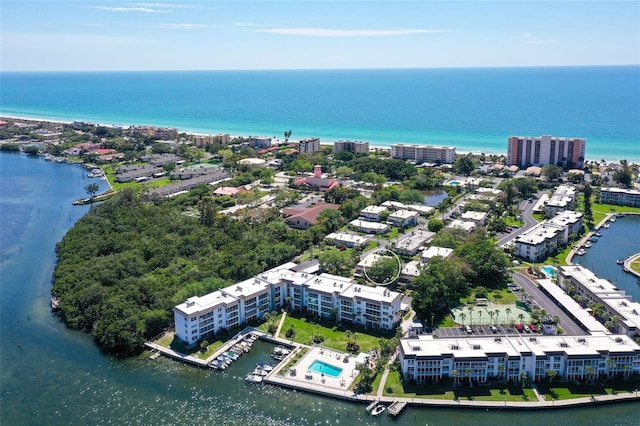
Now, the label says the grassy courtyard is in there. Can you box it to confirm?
[276,313,394,353]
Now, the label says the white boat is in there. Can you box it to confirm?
[609,216,616,223]
[245,374,263,383]
[576,249,586,256]
[604,223,610,228]
[371,404,386,416]
[365,400,378,412]
[584,242,592,248]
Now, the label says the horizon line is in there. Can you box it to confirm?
[2,63,639,74]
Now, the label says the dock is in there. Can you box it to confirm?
[387,401,407,417]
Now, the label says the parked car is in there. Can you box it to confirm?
[523,325,531,333]
[489,325,498,333]
[515,324,524,332]
[529,324,538,332]
[465,325,473,334]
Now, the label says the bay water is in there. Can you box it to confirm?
[1,66,639,163]
[2,153,640,425]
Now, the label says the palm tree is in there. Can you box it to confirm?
[459,312,467,326]
[547,369,558,383]
[520,371,529,388]
[584,366,596,383]
[345,330,353,345]
[478,310,483,326]
[465,369,473,387]
[467,306,473,326]
[497,364,505,381]
[488,311,495,326]
[505,307,512,325]
[452,370,459,387]
[518,313,525,325]
[494,309,500,325]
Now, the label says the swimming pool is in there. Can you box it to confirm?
[309,360,343,377]
[542,265,558,278]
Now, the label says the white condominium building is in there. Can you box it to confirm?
[391,144,456,164]
[514,210,583,262]
[599,187,640,208]
[174,263,403,345]
[507,135,586,169]
[558,265,640,337]
[400,334,640,384]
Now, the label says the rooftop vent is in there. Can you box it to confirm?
[615,337,624,343]
[577,338,586,343]
[472,344,481,350]
[560,342,569,348]
[412,346,421,351]
[530,337,537,343]
[450,345,460,350]
[494,337,502,343]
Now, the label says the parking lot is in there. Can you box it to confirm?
[434,323,541,338]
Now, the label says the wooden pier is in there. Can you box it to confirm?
[387,401,407,417]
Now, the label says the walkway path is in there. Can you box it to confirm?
[376,310,416,397]
[275,311,287,337]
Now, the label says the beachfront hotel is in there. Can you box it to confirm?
[599,187,640,208]
[174,262,403,345]
[390,144,456,164]
[334,140,370,155]
[506,135,586,169]
[399,333,640,384]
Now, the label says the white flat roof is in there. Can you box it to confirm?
[388,209,419,220]
[537,279,610,334]
[340,281,402,304]
[325,232,368,245]
[361,205,387,215]
[422,246,454,260]
[349,219,389,231]
[447,219,476,232]
[401,333,639,358]
[461,210,488,221]
[175,290,238,316]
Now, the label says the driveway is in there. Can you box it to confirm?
[511,272,586,336]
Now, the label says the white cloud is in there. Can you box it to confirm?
[135,2,201,9]
[234,22,262,27]
[251,28,442,37]
[94,6,169,13]
[523,33,558,45]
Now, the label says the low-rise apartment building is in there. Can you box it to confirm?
[174,263,403,345]
[514,211,583,262]
[558,265,640,337]
[599,187,640,207]
[391,144,456,164]
[400,334,640,384]
[334,140,369,155]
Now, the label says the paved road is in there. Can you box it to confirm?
[496,195,541,247]
[511,272,586,336]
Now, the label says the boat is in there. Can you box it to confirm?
[366,400,379,413]
[584,242,592,248]
[576,249,586,256]
[609,216,616,223]
[371,404,386,416]
[245,374,263,383]
[50,296,60,311]
[595,232,603,237]
[590,236,598,242]
[617,259,625,265]
[604,223,610,229]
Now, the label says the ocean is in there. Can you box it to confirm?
[1,153,640,425]
[1,66,639,163]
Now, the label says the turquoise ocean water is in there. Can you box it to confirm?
[2,153,640,425]
[1,66,639,162]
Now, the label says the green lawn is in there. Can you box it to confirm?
[460,288,518,305]
[382,371,537,401]
[537,379,640,400]
[153,329,240,359]
[277,314,393,353]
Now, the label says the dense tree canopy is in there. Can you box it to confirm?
[52,190,312,356]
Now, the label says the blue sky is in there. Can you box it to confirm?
[2,1,639,71]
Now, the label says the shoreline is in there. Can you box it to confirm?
[2,114,638,164]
